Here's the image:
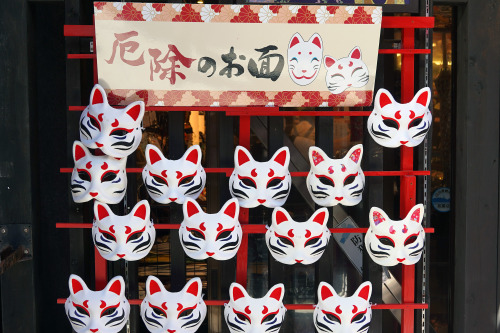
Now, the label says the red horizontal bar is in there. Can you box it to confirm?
[68,54,95,59]
[64,25,94,37]
[225,111,372,116]
[56,298,427,309]
[378,49,431,54]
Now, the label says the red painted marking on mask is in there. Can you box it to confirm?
[409,110,415,119]
[86,162,92,169]
[111,119,119,127]
[83,300,89,308]
[162,302,168,310]
[176,171,183,179]
[199,223,206,231]
[338,64,343,70]
[161,170,168,178]
[125,226,131,234]
[288,229,294,238]
[95,142,103,148]
[101,162,108,170]
[90,192,98,198]
[390,226,396,234]
[109,225,115,233]
[336,305,342,314]
[268,169,274,177]
[217,223,223,232]
[100,300,106,309]
[395,111,402,119]
[352,305,358,314]
[177,303,183,311]
[245,306,251,314]
[251,168,257,177]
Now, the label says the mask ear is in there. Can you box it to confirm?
[183,198,201,218]
[68,274,88,296]
[310,33,322,49]
[271,147,290,168]
[354,281,372,301]
[220,199,239,220]
[309,146,328,167]
[145,144,164,166]
[131,200,150,221]
[318,282,337,302]
[104,276,125,296]
[405,204,424,225]
[311,208,329,226]
[266,284,285,303]
[234,146,253,168]
[146,276,164,296]
[375,88,396,109]
[124,101,145,122]
[412,87,431,109]
[349,46,362,60]
[183,278,202,298]
[94,201,113,221]
[289,32,304,49]
[183,145,202,165]
[324,56,336,69]
[73,141,89,162]
[345,144,363,165]
[229,283,249,302]
[369,207,390,226]
[272,207,291,226]
[90,84,108,105]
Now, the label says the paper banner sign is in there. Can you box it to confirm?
[94,3,382,107]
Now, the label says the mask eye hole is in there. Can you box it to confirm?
[278,237,294,247]
[344,175,356,186]
[377,236,395,247]
[152,307,166,317]
[75,305,89,316]
[110,129,130,137]
[382,118,400,130]
[408,117,423,129]
[101,171,117,182]
[240,178,256,188]
[236,313,251,324]
[152,175,168,186]
[88,115,101,131]
[316,175,335,187]
[179,308,194,319]
[351,312,365,323]
[404,235,418,246]
[267,178,283,188]
[179,176,194,186]
[216,230,232,241]
[101,307,117,317]
[78,170,91,182]
[324,312,340,323]
[190,230,205,240]
[102,233,115,241]
[127,232,142,242]
[262,313,276,324]
[305,237,320,247]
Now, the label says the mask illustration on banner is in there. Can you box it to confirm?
[314,281,372,333]
[365,204,425,266]
[224,282,286,333]
[142,144,206,205]
[179,198,242,260]
[79,84,145,158]
[367,87,432,147]
[71,141,127,204]
[287,32,323,86]
[141,276,206,333]
[307,145,365,207]
[229,146,291,208]
[92,200,155,261]
[65,275,130,333]
[266,207,330,265]
[324,47,369,94]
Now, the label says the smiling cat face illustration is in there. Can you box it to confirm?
[287,32,323,86]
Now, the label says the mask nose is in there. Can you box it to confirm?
[168,189,178,202]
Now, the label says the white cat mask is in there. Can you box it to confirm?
[92,200,155,261]
[266,207,330,265]
[368,87,432,147]
[314,281,372,333]
[365,204,425,266]
[142,145,206,205]
[141,276,206,333]
[229,146,291,208]
[306,145,365,207]
[324,47,369,94]
[224,283,286,333]
[79,84,145,158]
[179,198,242,260]
[71,141,127,204]
[287,32,323,86]
[65,275,130,333]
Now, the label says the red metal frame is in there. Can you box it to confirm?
[62,15,434,332]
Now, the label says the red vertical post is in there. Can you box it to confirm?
[400,27,416,333]
[236,116,251,287]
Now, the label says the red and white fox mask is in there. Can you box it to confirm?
[92,200,155,261]
[365,204,425,266]
[79,84,145,158]
[180,198,242,260]
[229,146,291,208]
[224,283,286,333]
[140,276,206,333]
[368,87,432,147]
[307,145,365,207]
[314,281,372,333]
[266,207,330,265]
[142,144,206,205]
[71,141,127,204]
[65,275,130,333]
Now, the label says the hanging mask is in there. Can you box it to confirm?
[79,84,145,158]
[314,281,372,333]
[229,146,291,208]
[65,275,130,333]
[142,145,206,204]
[92,200,155,261]
[365,204,425,266]
[179,198,242,260]
[306,145,365,207]
[141,276,206,333]
[367,87,432,148]
[224,283,286,333]
[266,207,330,265]
[71,141,127,204]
